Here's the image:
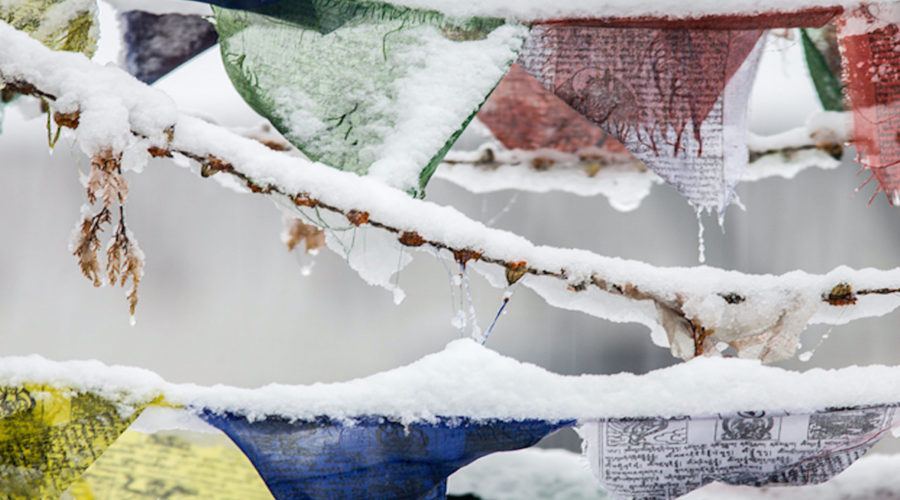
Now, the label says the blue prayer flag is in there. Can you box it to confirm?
[201,412,571,499]
[120,11,218,84]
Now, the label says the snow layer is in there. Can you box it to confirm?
[447,448,606,500]
[0,20,176,158]
[4,340,899,424]
[446,448,900,500]
[0,354,165,406]
[435,144,840,211]
[434,158,656,212]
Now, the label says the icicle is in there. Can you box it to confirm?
[451,309,465,331]
[486,193,519,227]
[392,247,406,305]
[462,264,484,343]
[293,250,317,277]
[696,208,707,264]
[433,248,463,335]
[799,313,842,362]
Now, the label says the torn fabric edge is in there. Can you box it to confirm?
[199,411,571,500]
[582,403,900,500]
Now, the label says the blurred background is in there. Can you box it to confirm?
[1,4,898,459]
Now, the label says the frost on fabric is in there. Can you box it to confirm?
[213,3,527,196]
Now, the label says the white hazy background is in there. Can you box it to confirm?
[1,5,899,458]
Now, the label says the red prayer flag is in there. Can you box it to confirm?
[837,5,900,204]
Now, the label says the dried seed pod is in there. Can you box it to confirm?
[399,231,427,247]
[346,210,370,226]
[505,261,527,285]
[453,249,482,265]
[293,193,319,207]
[825,283,857,306]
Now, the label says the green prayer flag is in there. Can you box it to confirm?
[801,27,844,112]
[214,0,527,196]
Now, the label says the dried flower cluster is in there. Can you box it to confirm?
[71,150,144,319]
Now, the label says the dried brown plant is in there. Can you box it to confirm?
[85,150,127,208]
[71,207,110,287]
[73,152,144,317]
[106,214,144,318]
[283,218,326,253]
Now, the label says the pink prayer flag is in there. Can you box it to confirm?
[518,24,764,215]
[477,63,624,155]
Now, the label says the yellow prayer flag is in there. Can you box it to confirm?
[66,430,272,499]
[0,384,152,499]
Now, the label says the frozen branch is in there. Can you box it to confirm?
[2,20,899,362]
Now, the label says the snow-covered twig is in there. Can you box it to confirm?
[2,21,899,363]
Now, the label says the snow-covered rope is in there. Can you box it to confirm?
[1,20,899,363]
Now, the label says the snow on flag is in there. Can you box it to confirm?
[211,0,527,197]
[837,5,900,205]
[582,404,900,500]
[119,10,218,84]
[517,25,765,217]
[0,384,154,498]
[199,412,569,500]
[3,347,900,498]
